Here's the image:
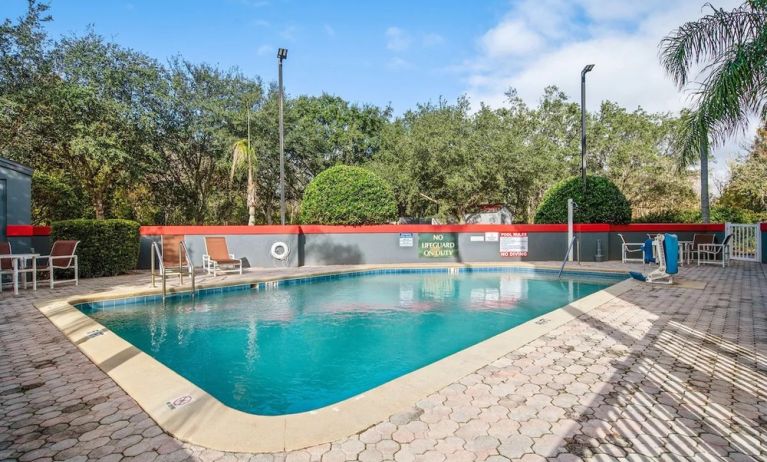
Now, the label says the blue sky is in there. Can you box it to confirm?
[1,0,754,181]
[3,0,510,113]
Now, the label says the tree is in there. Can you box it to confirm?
[719,121,767,212]
[534,175,632,224]
[230,110,258,225]
[659,0,767,222]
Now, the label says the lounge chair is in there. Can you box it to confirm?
[151,235,194,286]
[698,234,733,267]
[203,236,243,276]
[37,240,79,288]
[629,234,678,285]
[689,234,715,262]
[618,233,644,263]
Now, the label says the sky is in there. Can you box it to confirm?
[2,0,758,184]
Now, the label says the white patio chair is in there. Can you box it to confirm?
[618,234,644,263]
[698,234,733,267]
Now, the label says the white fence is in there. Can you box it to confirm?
[725,223,761,262]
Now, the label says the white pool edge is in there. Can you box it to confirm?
[35,264,635,452]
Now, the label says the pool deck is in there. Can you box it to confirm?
[1,261,765,461]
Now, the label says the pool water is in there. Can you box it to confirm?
[78,270,618,415]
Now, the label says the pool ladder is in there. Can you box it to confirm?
[151,240,195,301]
[558,236,577,278]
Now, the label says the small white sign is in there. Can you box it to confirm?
[470,235,485,242]
[485,232,499,242]
[500,232,528,257]
[399,233,414,247]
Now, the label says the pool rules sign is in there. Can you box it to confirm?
[500,232,528,257]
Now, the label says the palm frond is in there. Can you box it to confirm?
[672,110,708,169]
[659,3,766,87]
[230,139,249,180]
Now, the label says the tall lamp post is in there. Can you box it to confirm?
[580,64,594,193]
[278,48,288,225]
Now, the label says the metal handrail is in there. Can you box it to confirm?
[558,236,577,278]
[179,240,195,295]
[151,241,163,287]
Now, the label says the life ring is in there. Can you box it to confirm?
[270,241,290,260]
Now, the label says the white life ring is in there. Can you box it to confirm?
[270,241,290,260]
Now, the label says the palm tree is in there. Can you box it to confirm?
[659,0,767,222]
[231,110,258,225]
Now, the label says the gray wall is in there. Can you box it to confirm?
[1,157,33,252]
[139,234,301,269]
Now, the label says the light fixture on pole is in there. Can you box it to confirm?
[580,64,594,193]
[277,48,288,225]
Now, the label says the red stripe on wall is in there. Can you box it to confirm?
[6,225,51,237]
[138,225,302,235]
[9,223,735,237]
[761,223,767,232]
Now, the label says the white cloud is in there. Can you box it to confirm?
[280,25,298,41]
[461,0,751,179]
[480,20,543,57]
[324,24,335,37]
[386,26,411,51]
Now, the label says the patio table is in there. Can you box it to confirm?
[0,253,39,295]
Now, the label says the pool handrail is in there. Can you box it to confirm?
[558,235,577,278]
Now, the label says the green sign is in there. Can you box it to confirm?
[419,233,459,258]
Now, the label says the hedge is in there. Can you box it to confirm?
[51,219,140,278]
[535,175,632,224]
[300,165,398,225]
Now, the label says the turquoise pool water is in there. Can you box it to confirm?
[78,269,620,415]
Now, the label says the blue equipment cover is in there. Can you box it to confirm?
[629,271,647,282]
[664,233,679,275]
[643,239,655,263]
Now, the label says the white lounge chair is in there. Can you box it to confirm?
[37,240,80,288]
[698,234,733,267]
[203,236,243,276]
[618,233,644,263]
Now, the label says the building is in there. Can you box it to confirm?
[0,156,33,250]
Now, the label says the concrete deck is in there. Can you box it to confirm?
[1,262,765,461]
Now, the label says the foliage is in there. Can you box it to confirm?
[634,206,767,224]
[300,165,397,225]
[719,122,767,213]
[534,176,632,224]
[31,171,88,224]
[659,1,767,221]
[50,219,140,277]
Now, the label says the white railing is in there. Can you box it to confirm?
[725,223,761,262]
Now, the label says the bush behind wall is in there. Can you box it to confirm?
[51,219,140,278]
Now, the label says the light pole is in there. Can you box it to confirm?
[580,64,594,193]
[278,48,288,225]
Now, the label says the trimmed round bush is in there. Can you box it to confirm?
[300,165,397,225]
[534,175,632,224]
[51,219,140,278]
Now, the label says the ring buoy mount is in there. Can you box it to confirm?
[270,241,289,260]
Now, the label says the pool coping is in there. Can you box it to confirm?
[35,262,635,452]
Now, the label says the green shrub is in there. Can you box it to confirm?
[300,165,398,225]
[534,175,632,224]
[51,219,140,278]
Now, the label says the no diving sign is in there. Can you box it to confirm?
[500,232,528,257]
[166,394,194,410]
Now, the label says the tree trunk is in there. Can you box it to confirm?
[700,134,710,223]
[94,196,105,220]
[247,166,256,226]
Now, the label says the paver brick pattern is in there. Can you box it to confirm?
[1,263,765,461]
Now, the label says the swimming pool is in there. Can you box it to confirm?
[77,268,622,416]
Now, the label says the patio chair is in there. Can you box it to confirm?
[698,234,733,267]
[689,234,715,262]
[37,240,79,288]
[203,236,243,276]
[151,235,195,294]
[618,234,644,263]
